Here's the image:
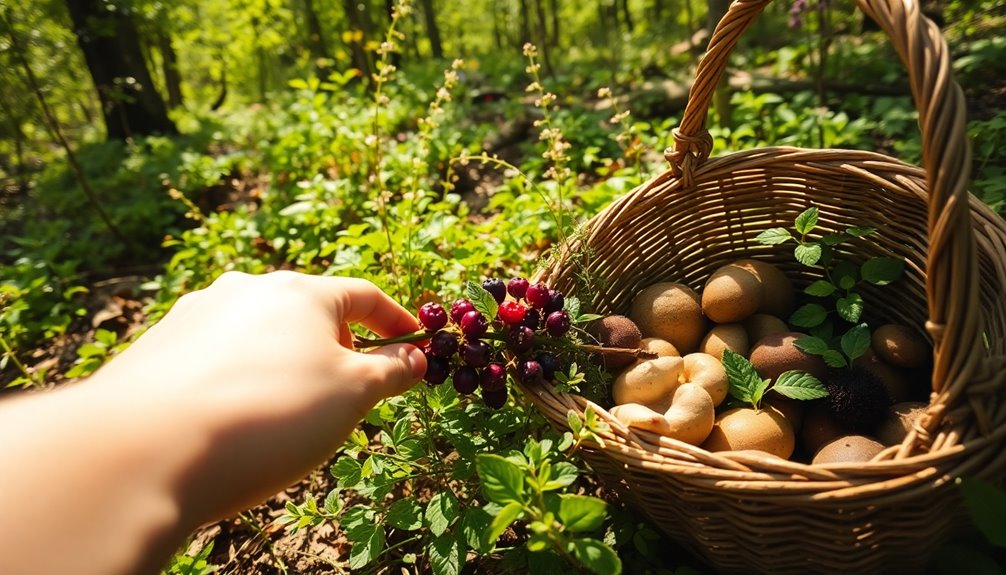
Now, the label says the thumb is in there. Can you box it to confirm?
[353,344,427,399]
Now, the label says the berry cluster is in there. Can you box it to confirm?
[418,277,572,409]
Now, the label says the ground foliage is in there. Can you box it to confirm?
[2,0,1006,572]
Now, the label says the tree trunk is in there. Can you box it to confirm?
[549,0,560,47]
[519,0,532,46]
[619,0,634,33]
[157,32,183,109]
[418,0,443,59]
[533,0,552,74]
[302,0,329,64]
[707,0,732,128]
[64,0,176,140]
[342,0,373,84]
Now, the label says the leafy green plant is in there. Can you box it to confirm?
[64,328,120,379]
[756,206,905,368]
[721,349,828,410]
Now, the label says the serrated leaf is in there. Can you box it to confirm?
[960,477,1006,547]
[794,206,819,235]
[461,507,494,553]
[804,280,837,297]
[330,457,363,487]
[861,257,905,285]
[840,323,872,361]
[425,491,460,537]
[476,453,526,505]
[575,313,604,324]
[794,243,823,266]
[837,293,864,323]
[756,228,792,245]
[846,226,876,237]
[564,296,581,319]
[789,303,828,328]
[772,371,829,400]
[542,461,579,491]
[793,335,830,356]
[821,233,848,246]
[324,489,342,515]
[387,497,423,531]
[559,494,607,533]
[429,531,464,575]
[347,522,385,569]
[484,501,523,548]
[567,538,622,575]
[466,281,499,320]
[821,349,848,368]
[722,349,769,408]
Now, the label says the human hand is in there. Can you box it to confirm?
[90,270,427,524]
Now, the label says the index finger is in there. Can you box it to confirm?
[312,276,420,338]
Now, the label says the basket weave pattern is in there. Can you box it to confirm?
[521,0,1006,572]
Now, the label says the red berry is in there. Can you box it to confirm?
[424,355,451,385]
[498,300,527,325]
[525,282,551,309]
[418,302,448,331]
[482,387,508,409]
[480,363,507,391]
[544,290,565,315]
[450,299,476,324]
[507,277,530,299]
[460,310,488,338]
[482,278,507,304]
[516,359,542,384]
[507,325,535,353]
[545,310,571,337]
[453,366,480,394]
[461,339,492,367]
[430,330,459,357]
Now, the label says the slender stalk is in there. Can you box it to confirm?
[1,8,127,245]
[0,334,39,389]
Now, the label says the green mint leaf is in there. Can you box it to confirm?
[484,501,523,549]
[386,497,423,531]
[772,371,829,400]
[756,228,792,245]
[429,531,464,575]
[567,410,584,435]
[347,522,385,569]
[821,233,848,246]
[793,335,830,356]
[794,206,820,235]
[840,323,872,361]
[821,349,848,368]
[839,275,857,290]
[567,538,623,575]
[461,507,494,554]
[861,257,905,285]
[837,293,865,323]
[804,280,837,297]
[324,489,342,515]
[330,457,363,488]
[564,296,582,319]
[845,226,876,237]
[794,243,823,266]
[833,260,859,287]
[476,453,526,505]
[466,281,499,320]
[575,313,604,324]
[722,349,768,408]
[425,490,460,537]
[542,461,579,491]
[559,494,608,533]
[789,303,828,328]
[809,321,834,341]
[960,477,1006,547]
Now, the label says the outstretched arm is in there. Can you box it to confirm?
[0,271,426,575]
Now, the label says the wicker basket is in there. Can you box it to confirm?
[521,0,1006,573]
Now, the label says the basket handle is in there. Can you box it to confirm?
[667,0,982,415]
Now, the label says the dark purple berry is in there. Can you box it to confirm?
[482,387,508,409]
[525,282,551,309]
[516,359,542,385]
[424,355,451,385]
[536,352,561,382]
[461,339,492,367]
[460,310,488,338]
[545,310,571,337]
[418,302,448,331]
[482,278,507,304]
[498,300,527,326]
[522,308,541,330]
[544,289,565,315]
[507,325,535,354]
[453,366,480,394]
[449,299,476,324]
[507,277,530,299]
[430,330,459,358]
[480,363,507,391]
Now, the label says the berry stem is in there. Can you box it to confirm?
[353,330,658,360]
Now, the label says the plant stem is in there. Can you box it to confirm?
[353,330,657,360]
[0,334,39,389]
